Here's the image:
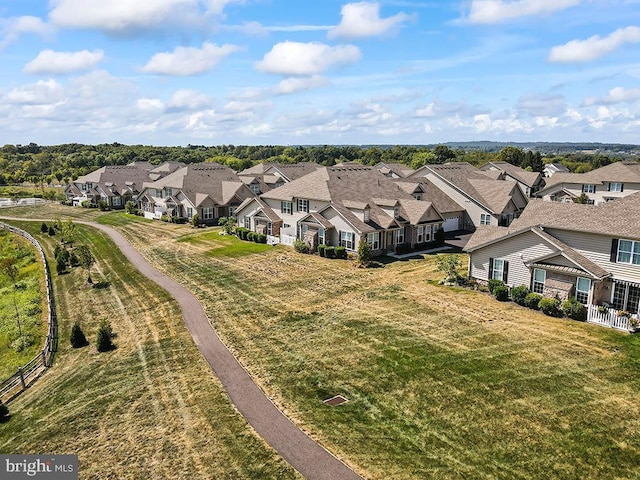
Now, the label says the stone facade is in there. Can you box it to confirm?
[543,271,575,302]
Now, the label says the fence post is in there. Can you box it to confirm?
[18,367,26,388]
[41,349,47,368]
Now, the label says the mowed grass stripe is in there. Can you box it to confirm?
[0,220,299,480]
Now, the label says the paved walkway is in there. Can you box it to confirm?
[3,217,363,480]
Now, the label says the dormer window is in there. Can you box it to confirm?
[364,208,370,222]
[394,207,399,218]
[413,194,422,201]
[249,183,260,194]
[165,187,172,197]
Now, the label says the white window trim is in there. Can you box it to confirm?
[609,182,622,192]
[367,232,380,250]
[417,226,424,244]
[340,231,355,250]
[297,198,309,213]
[202,207,214,220]
[491,259,506,281]
[617,239,640,265]
[532,268,546,294]
[480,213,491,226]
[575,277,591,304]
[281,201,292,215]
[396,228,405,244]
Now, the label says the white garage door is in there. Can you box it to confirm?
[443,216,460,232]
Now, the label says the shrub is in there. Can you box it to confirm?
[524,293,543,310]
[56,256,67,275]
[318,244,326,257]
[293,239,309,253]
[80,200,90,208]
[395,243,412,254]
[48,225,55,236]
[487,279,505,294]
[0,401,8,421]
[97,200,109,211]
[160,214,170,222]
[510,285,531,306]
[325,246,336,258]
[435,227,445,247]
[357,238,372,264]
[125,201,136,214]
[436,254,462,284]
[190,213,200,227]
[247,232,255,242]
[562,298,587,321]
[96,321,115,352]
[40,222,48,233]
[235,227,249,240]
[493,285,510,301]
[335,246,347,259]
[70,322,88,348]
[539,297,563,317]
[256,234,267,244]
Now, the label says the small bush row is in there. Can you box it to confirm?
[235,228,267,243]
[317,244,347,259]
[487,281,586,320]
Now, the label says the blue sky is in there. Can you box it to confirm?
[0,0,639,146]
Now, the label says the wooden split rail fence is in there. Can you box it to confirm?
[0,222,57,403]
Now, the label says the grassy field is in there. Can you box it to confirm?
[0,230,46,378]
[0,218,298,479]
[2,204,639,479]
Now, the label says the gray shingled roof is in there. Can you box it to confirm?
[394,178,464,215]
[538,161,640,194]
[480,162,541,188]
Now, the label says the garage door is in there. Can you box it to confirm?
[442,216,460,232]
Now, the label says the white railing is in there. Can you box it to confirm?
[280,234,296,246]
[266,235,280,245]
[587,305,633,331]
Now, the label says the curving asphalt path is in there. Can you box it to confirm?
[32,218,363,480]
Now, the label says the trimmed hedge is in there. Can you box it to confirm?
[318,244,326,257]
[335,246,347,259]
[487,279,505,294]
[510,285,530,306]
[325,246,335,258]
[539,297,563,317]
[293,239,309,254]
[524,293,543,310]
[493,285,510,302]
[562,298,587,321]
[236,227,249,240]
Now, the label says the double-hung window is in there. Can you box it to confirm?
[187,207,193,218]
[425,225,433,242]
[228,206,236,217]
[609,182,623,192]
[582,184,596,194]
[318,228,325,245]
[281,201,293,215]
[532,268,545,294]
[617,239,640,265]
[340,231,355,250]
[416,226,424,244]
[364,209,370,222]
[575,277,591,304]
[396,228,405,244]
[490,258,508,282]
[367,232,380,250]
[480,214,491,225]
[202,207,214,220]
[297,198,309,213]
[244,216,251,228]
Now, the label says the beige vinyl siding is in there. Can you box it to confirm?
[322,209,362,248]
[422,172,495,229]
[543,255,580,268]
[469,231,556,286]
[546,229,640,283]
[542,182,640,205]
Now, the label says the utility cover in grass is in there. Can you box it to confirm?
[323,395,348,406]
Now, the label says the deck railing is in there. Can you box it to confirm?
[586,305,634,331]
[0,223,57,403]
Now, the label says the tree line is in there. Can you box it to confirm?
[0,142,634,185]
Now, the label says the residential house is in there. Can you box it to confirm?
[536,161,640,205]
[409,162,529,230]
[542,162,570,177]
[393,177,466,232]
[65,161,183,208]
[375,162,415,179]
[237,162,324,195]
[479,161,544,197]
[464,194,640,330]
[137,163,254,225]
[235,164,444,255]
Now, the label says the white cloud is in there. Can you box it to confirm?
[276,76,329,94]
[464,0,581,24]
[0,16,54,50]
[328,2,412,39]
[166,89,214,111]
[137,98,164,112]
[24,49,104,74]
[256,41,361,75]
[414,102,436,117]
[549,26,640,63]
[516,93,565,116]
[4,79,64,105]
[582,86,640,106]
[142,42,241,76]
[48,0,227,34]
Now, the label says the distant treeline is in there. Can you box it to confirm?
[0,142,637,185]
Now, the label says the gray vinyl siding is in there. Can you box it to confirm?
[469,231,556,286]
[546,228,640,283]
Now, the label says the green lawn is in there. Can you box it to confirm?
[2,206,639,479]
[177,229,275,257]
[0,229,46,378]
[0,219,298,480]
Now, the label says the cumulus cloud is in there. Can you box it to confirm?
[4,79,64,105]
[0,16,54,50]
[464,0,581,24]
[48,0,235,34]
[549,26,640,63]
[328,2,412,39]
[276,76,329,94]
[582,86,640,106]
[142,42,241,76]
[166,89,214,111]
[256,41,361,75]
[24,49,104,74]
